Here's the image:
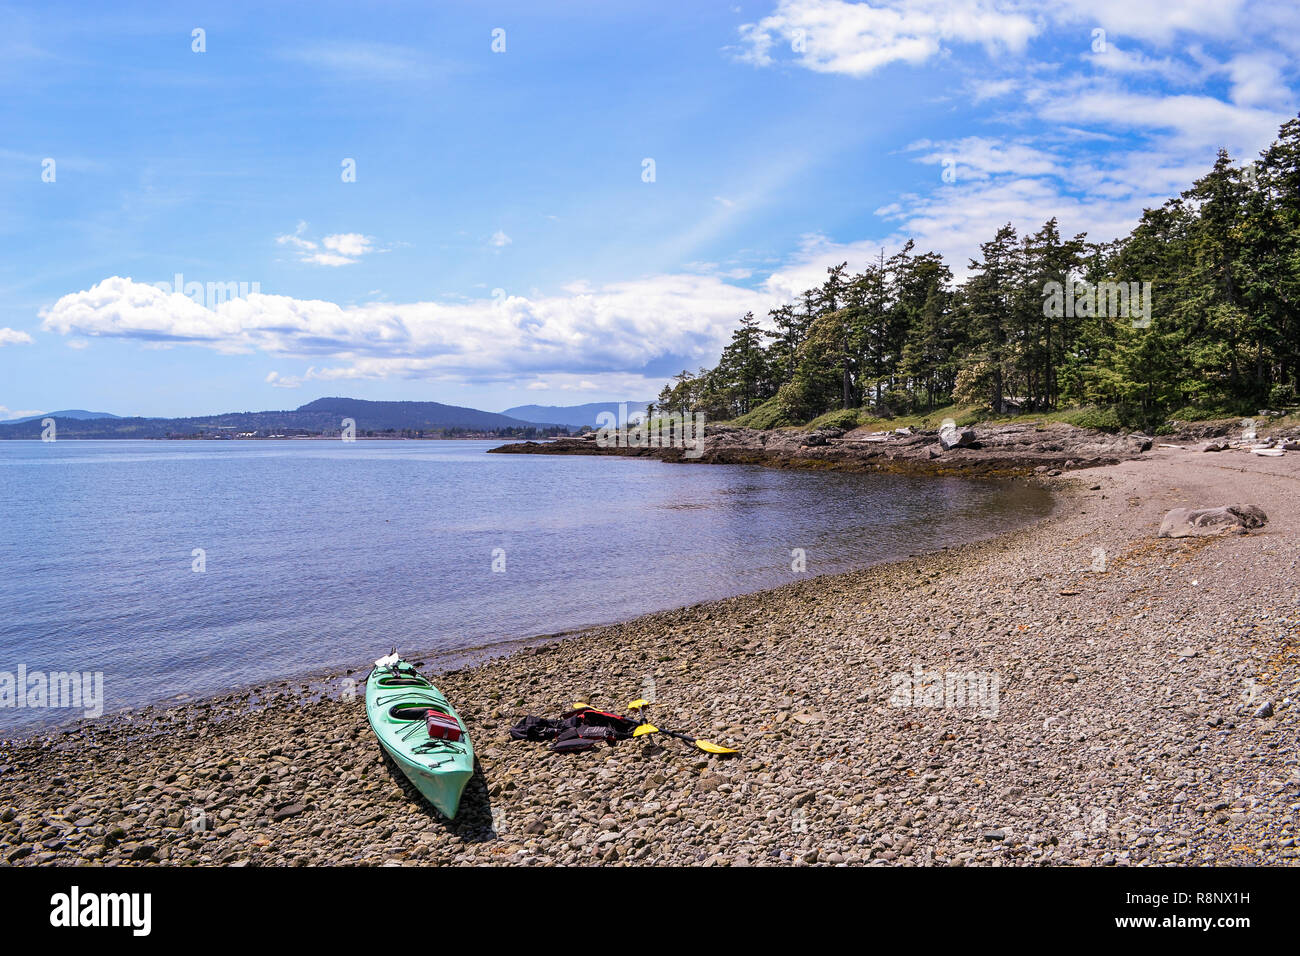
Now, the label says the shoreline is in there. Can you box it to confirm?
[0,469,1057,744]
[0,628,572,748]
[2,448,1297,865]
[489,419,1157,479]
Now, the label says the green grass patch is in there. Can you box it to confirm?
[730,397,792,429]
[1050,405,1125,431]
[803,408,866,430]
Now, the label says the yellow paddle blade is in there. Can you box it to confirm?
[571,702,590,710]
[693,739,740,755]
[626,698,650,711]
[632,724,659,737]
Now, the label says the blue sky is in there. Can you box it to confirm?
[2,0,1297,418]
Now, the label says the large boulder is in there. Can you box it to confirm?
[938,425,976,450]
[1157,504,1268,538]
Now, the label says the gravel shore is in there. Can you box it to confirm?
[2,446,1297,866]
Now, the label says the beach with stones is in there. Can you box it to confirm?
[2,440,1298,866]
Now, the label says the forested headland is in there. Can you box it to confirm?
[654,115,1300,433]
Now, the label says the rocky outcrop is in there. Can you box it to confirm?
[490,421,1154,477]
[1157,504,1269,538]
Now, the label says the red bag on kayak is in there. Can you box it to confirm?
[426,711,463,741]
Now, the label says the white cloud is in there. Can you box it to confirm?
[1035,87,1290,153]
[0,406,43,421]
[302,253,357,267]
[1047,0,1248,46]
[906,136,1061,180]
[969,77,1017,102]
[40,274,777,386]
[518,378,600,392]
[739,0,1298,83]
[0,327,34,346]
[512,372,667,397]
[1084,44,1201,85]
[736,0,1039,76]
[67,338,89,350]
[1224,53,1292,108]
[490,230,512,248]
[322,233,373,257]
[277,224,377,266]
[265,371,302,388]
[275,221,317,251]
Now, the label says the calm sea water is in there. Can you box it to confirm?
[0,440,1052,731]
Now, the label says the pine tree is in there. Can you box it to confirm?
[963,224,1021,413]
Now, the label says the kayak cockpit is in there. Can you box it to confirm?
[388,702,451,721]
[375,675,431,687]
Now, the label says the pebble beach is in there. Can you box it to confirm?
[2,445,1298,866]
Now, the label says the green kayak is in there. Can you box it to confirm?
[365,654,474,819]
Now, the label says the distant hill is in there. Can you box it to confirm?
[503,401,651,428]
[293,398,565,431]
[0,397,567,439]
[4,409,120,424]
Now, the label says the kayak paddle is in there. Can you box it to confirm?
[627,700,739,755]
[632,724,739,755]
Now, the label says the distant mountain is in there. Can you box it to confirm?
[5,409,120,424]
[0,397,567,439]
[293,398,565,431]
[503,401,651,428]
